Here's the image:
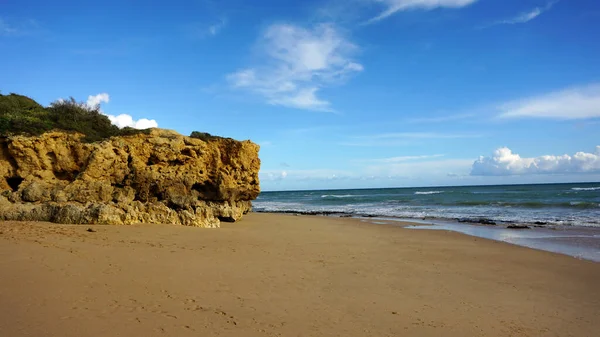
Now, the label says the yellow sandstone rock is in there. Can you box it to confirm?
[0,129,260,227]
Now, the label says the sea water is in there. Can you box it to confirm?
[253,183,600,228]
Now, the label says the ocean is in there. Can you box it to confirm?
[253,183,600,228]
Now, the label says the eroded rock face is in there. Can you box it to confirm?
[0,129,260,227]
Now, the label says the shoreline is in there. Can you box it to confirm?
[405,221,600,263]
[251,208,600,228]
[1,213,600,336]
[256,211,600,262]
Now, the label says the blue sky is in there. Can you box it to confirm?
[1,0,599,191]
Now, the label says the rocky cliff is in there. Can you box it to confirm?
[0,129,260,227]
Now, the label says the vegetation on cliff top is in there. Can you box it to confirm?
[0,93,143,142]
[0,93,223,142]
[189,131,233,142]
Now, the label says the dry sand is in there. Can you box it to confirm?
[1,213,599,337]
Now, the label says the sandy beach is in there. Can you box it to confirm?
[1,213,599,337]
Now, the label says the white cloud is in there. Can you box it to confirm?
[494,1,558,25]
[86,93,109,108]
[85,93,158,129]
[497,84,600,120]
[106,115,158,129]
[471,146,600,176]
[367,0,478,23]
[227,23,363,111]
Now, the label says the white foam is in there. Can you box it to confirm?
[571,187,600,191]
[414,191,443,195]
[321,194,355,198]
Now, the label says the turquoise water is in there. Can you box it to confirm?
[253,183,600,228]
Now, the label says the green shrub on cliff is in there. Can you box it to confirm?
[0,93,146,142]
[0,93,53,136]
[190,131,232,141]
[190,131,216,141]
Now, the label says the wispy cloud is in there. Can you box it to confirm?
[185,18,228,39]
[360,154,445,163]
[365,132,480,139]
[366,0,479,24]
[208,18,227,36]
[85,93,158,129]
[471,146,600,176]
[0,18,41,36]
[365,158,474,178]
[227,23,363,112]
[258,141,273,147]
[260,168,353,182]
[339,140,413,147]
[496,83,600,120]
[491,1,558,26]
[341,132,481,147]
[0,18,18,35]
[259,158,476,190]
[407,113,475,123]
[279,125,342,137]
[260,170,289,182]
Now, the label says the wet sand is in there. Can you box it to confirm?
[406,221,600,262]
[1,213,599,337]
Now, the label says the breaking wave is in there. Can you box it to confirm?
[321,194,355,198]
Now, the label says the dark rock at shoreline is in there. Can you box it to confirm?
[259,210,353,217]
[507,225,531,229]
[456,218,495,225]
